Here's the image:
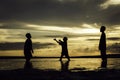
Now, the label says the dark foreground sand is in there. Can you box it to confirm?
[0,68,120,80]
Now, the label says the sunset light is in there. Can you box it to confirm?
[0,0,120,57]
[0,1,120,79]
[27,24,99,34]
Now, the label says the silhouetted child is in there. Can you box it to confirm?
[24,33,34,62]
[99,26,107,61]
[54,37,70,61]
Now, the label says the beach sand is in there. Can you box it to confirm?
[0,68,120,80]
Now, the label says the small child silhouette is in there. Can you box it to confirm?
[54,37,70,61]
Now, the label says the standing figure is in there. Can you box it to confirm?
[54,37,70,61]
[99,26,107,61]
[24,33,34,62]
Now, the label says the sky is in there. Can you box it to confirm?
[0,0,120,56]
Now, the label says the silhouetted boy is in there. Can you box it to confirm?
[24,33,34,62]
[99,26,107,61]
[54,37,70,61]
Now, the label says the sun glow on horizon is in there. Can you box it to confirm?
[26,24,99,34]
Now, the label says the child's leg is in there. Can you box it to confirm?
[65,54,70,61]
[60,54,64,61]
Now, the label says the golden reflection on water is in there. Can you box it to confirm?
[32,58,102,71]
[69,58,101,71]
[1,58,120,71]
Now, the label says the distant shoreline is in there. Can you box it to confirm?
[0,54,120,59]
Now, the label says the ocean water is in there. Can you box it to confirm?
[0,58,120,71]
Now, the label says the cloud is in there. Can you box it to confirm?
[26,23,100,34]
[0,22,36,30]
[87,36,120,42]
[0,0,105,26]
[0,42,55,50]
[86,39,99,41]
[100,0,120,9]
[107,43,120,53]
[0,0,120,30]
[107,37,120,41]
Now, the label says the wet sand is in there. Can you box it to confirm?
[0,57,120,80]
[0,68,120,80]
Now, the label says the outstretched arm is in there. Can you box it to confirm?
[53,39,60,44]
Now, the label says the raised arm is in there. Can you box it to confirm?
[53,39,60,43]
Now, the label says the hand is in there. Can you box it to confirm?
[53,38,56,40]
[59,39,61,42]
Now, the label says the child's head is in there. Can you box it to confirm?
[63,37,68,41]
[26,33,31,39]
[100,26,106,32]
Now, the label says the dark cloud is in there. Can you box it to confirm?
[0,23,27,29]
[45,34,100,38]
[86,37,120,42]
[0,22,42,30]
[107,37,120,41]
[0,0,120,27]
[45,34,80,38]
[86,39,99,41]
[0,42,55,50]
[0,0,108,26]
[107,43,120,53]
[100,5,120,26]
